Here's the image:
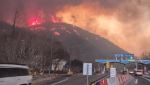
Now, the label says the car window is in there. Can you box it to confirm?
[0,68,29,78]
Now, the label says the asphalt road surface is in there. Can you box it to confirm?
[127,76,150,85]
[34,73,107,85]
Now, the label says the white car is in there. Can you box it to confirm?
[135,70,143,76]
[0,64,32,85]
[129,71,134,74]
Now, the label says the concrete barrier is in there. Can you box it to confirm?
[90,74,133,85]
[107,77,119,85]
[100,79,108,85]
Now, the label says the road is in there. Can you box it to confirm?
[127,75,150,85]
[33,73,107,85]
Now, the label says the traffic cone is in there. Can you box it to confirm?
[118,75,123,85]
[100,79,108,85]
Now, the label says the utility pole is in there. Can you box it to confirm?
[49,33,54,75]
[86,64,89,85]
[135,56,138,72]
[68,56,71,74]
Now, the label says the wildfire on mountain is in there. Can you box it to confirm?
[0,0,150,56]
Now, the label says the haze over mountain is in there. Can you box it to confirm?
[38,22,128,62]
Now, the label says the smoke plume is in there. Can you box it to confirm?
[0,0,150,56]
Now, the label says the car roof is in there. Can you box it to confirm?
[0,64,29,69]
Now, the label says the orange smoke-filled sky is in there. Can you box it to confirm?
[56,0,150,56]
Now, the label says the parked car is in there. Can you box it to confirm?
[0,64,32,85]
[134,69,143,76]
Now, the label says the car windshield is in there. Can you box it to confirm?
[0,68,29,78]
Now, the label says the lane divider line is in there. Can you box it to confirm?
[142,76,150,82]
[51,77,69,85]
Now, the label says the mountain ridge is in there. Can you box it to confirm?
[40,22,128,62]
[0,21,128,63]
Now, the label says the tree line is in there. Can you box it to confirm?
[0,22,70,72]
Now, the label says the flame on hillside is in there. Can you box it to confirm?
[56,5,127,54]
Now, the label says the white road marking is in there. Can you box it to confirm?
[142,76,150,82]
[134,79,138,84]
[51,77,69,85]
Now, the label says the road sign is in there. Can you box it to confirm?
[114,54,134,58]
[114,54,123,57]
[110,68,116,77]
[83,63,92,75]
[83,63,92,85]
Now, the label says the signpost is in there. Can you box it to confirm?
[83,63,92,85]
[114,54,134,60]
[109,68,117,85]
[110,68,116,77]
